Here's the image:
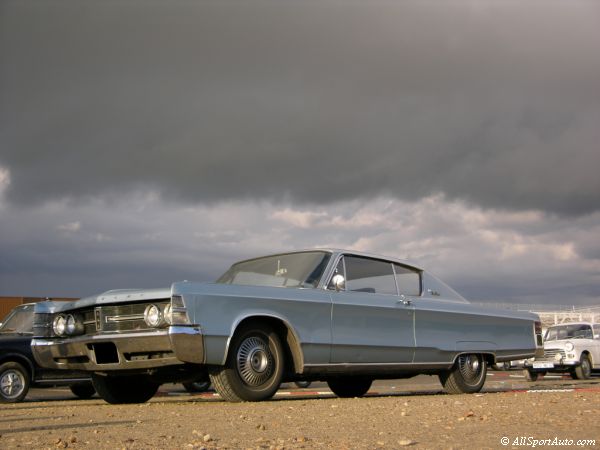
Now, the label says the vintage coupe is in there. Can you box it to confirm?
[32,249,543,403]
[0,304,95,403]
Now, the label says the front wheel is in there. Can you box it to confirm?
[210,323,284,402]
[0,361,30,403]
[524,369,539,382]
[573,355,592,380]
[439,354,487,394]
[92,374,159,404]
[327,378,372,398]
[70,382,96,399]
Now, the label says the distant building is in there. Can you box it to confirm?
[0,296,78,322]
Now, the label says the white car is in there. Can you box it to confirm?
[524,322,600,381]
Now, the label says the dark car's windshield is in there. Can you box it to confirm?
[216,251,331,289]
[0,305,34,334]
[544,324,593,341]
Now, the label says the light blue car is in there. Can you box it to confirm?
[32,249,543,403]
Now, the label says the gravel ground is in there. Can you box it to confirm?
[1,381,599,449]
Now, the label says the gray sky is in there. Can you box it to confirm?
[1,0,599,306]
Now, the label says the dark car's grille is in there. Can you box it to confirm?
[539,348,566,361]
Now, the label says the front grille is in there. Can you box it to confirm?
[539,348,566,361]
[81,300,170,334]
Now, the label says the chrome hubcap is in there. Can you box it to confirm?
[1,370,25,399]
[458,355,484,385]
[237,336,274,386]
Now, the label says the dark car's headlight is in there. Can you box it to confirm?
[52,313,84,336]
[53,315,67,336]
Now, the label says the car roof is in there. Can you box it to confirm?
[231,248,423,271]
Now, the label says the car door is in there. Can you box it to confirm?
[328,255,415,363]
[592,325,600,369]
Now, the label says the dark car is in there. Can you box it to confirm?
[0,303,95,402]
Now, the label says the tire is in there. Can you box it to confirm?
[439,354,487,394]
[524,369,539,382]
[210,323,284,402]
[92,374,159,404]
[573,355,592,380]
[183,380,211,393]
[327,378,372,398]
[70,382,96,399]
[294,381,312,389]
[0,361,30,403]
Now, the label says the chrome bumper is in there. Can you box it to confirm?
[32,325,203,371]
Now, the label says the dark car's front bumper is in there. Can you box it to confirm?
[32,325,203,372]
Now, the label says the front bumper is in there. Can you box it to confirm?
[32,325,203,371]
[524,360,579,372]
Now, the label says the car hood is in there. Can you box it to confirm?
[34,286,173,313]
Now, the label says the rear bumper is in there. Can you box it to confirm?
[32,325,203,371]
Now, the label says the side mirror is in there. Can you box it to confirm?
[331,274,345,292]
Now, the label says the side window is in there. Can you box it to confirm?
[344,256,397,295]
[594,325,600,338]
[394,264,421,296]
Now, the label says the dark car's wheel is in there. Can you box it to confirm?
[524,369,539,382]
[573,355,592,380]
[0,361,30,403]
[92,374,159,404]
[294,381,312,389]
[327,378,372,398]
[70,382,96,399]
[209,323,284,402]
[439,354,487,394]
[183,380,211,393]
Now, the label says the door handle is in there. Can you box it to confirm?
[398,294,412,306]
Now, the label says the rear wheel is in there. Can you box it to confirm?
[70,382,96,399]
[92,374,159,404]
[573,355,592,380]
[439,354,487,394]
[327,378,372,398]
[0,361,30,403]
[524,369,539,382]
[210,323,284,402]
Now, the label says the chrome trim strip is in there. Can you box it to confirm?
[105,314,145,323]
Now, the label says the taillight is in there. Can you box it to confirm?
[534,321,542,335]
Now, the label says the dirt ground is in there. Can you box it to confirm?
[1,379,599,450]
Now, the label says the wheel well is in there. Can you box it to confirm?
[581,351,591,363]
[0,354,34,379]
[452,352,495,367]
[231,316,304,375]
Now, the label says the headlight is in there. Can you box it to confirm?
[565,342,574,352]
[163,304,173,325]
[144,304,163,327]
[66,314,77,335]
[53,315,67,336]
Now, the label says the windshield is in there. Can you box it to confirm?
[544,324,593,341]
[0,304,34,334]
[216,251,331,289]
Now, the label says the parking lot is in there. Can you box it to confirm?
[1,372,599,449]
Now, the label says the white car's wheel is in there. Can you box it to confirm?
[573,355,592,380]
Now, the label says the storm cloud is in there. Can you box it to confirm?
[2,0,599,214]
[1,1,599,305]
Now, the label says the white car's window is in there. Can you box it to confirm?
[344,256,397,295]
[545,324,593,341]
[394,264,421,296]
[593,324,600,338]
